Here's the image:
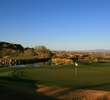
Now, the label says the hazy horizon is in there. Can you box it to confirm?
[0,0,110,51]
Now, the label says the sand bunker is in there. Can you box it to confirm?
[36,85,110,100]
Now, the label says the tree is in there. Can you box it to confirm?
[23,48,36,57]
[34,46,52,58]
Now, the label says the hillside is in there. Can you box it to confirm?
[0,41,24,51]
[0,41,52,59]
[0,41,24,57]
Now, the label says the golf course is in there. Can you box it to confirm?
[1,62,110,100]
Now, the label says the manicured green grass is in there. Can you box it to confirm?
[1,62,110,90]
[20,63,110,91]
[0,62,110,99]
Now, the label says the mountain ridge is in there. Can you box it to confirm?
[82,49,110,53]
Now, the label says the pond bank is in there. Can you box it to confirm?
[0,58,50,67]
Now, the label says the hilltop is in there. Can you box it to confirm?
[0,41,24,58]
[0,41,52,59]
[0,41,24,51]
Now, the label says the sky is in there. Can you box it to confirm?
[0,0,110,51]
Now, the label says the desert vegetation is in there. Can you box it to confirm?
[0,42,52,59]
[1,41,110,66]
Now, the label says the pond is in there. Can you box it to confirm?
[11,63,40,68]
[0,58,51,68]
[0,61,51,68]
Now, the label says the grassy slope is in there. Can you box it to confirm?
[0,67,56,100]
[0,62,110,100]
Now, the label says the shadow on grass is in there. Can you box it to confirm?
[0,76,36,83]
[74,82,110,91]
[0,76,56,100]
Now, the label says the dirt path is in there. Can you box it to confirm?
[36,85,110,100]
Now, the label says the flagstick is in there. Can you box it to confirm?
[75,66,77,77]
[74,62,78,77]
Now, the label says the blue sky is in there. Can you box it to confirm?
[0,0,110,51]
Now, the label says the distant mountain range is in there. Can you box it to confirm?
[83,49,110,53]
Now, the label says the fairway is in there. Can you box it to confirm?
[1,62,110,91]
